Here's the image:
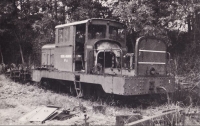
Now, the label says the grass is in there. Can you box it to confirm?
[0,75,200,125]
[0,75,124,125]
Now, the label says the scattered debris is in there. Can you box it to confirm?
[184,108,200,123]
[93,105,106,114]
[73,104,86,112]
[125,108,183,126]
[19,105,79,124]
[19,107,45,122]
[29,106,58,123]
[84,113,89,126]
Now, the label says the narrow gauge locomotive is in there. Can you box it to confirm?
[32,18,175,97]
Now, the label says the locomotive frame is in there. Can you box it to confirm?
[32,18,175,97]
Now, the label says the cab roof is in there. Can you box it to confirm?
[42,44,55,49]
[55,18,126,29]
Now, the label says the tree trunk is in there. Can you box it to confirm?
[19,44,24,64]
[192,10,198,49]
[62,6,65,24]
[0,45,4,64]
[188,15,191,33]
[28,55,31,67]
[27,0,30,15]
[20,0,23,12]
[12,0,18,17]
[52,0,58,39]
[54,0,58,21]
[50,0,53,18]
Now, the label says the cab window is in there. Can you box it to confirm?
[88,25,106,39]
[58,27,70,43]
[109,26,125,42]
[58,28,63,43]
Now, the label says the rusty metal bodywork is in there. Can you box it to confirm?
[42,44,55,67]
[32,70,175,95]
[135,37,167,76]
[33,18,175,96]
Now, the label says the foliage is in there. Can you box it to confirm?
[64,0,111,21]
[0,0,109,65]
[113,0,180,43]
[112,0,200,77]
[1,0,200,78]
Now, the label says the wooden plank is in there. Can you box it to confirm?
[29,106,58,122]
[126,109,182,126]
[116,114,142,126]
[19,107,43,122]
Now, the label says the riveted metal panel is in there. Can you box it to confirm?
[124,77,143,95]
[124,77,175,96]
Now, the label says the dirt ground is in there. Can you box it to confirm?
[0,75,200,125]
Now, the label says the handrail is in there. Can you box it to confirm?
[139,49,166,53]
[167,52,171,75]
[138,62,166,65]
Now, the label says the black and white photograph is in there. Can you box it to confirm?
[0,0,200,125]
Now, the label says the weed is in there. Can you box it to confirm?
[0,101,16,109]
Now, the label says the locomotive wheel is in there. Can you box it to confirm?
[19,73,24,83]
[40,78,51,90]
[69,83,76,96]
[89,84,107,102]
[20,72,29,84]
[134,94,168,108]
[81,83,91,99]
[170,89,195,106]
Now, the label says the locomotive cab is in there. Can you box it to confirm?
[53,18,128,73]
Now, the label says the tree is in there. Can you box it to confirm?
[0,0,18,64]
[0,0,42,65]
[111,0,200,76]
[63,0,111,22]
